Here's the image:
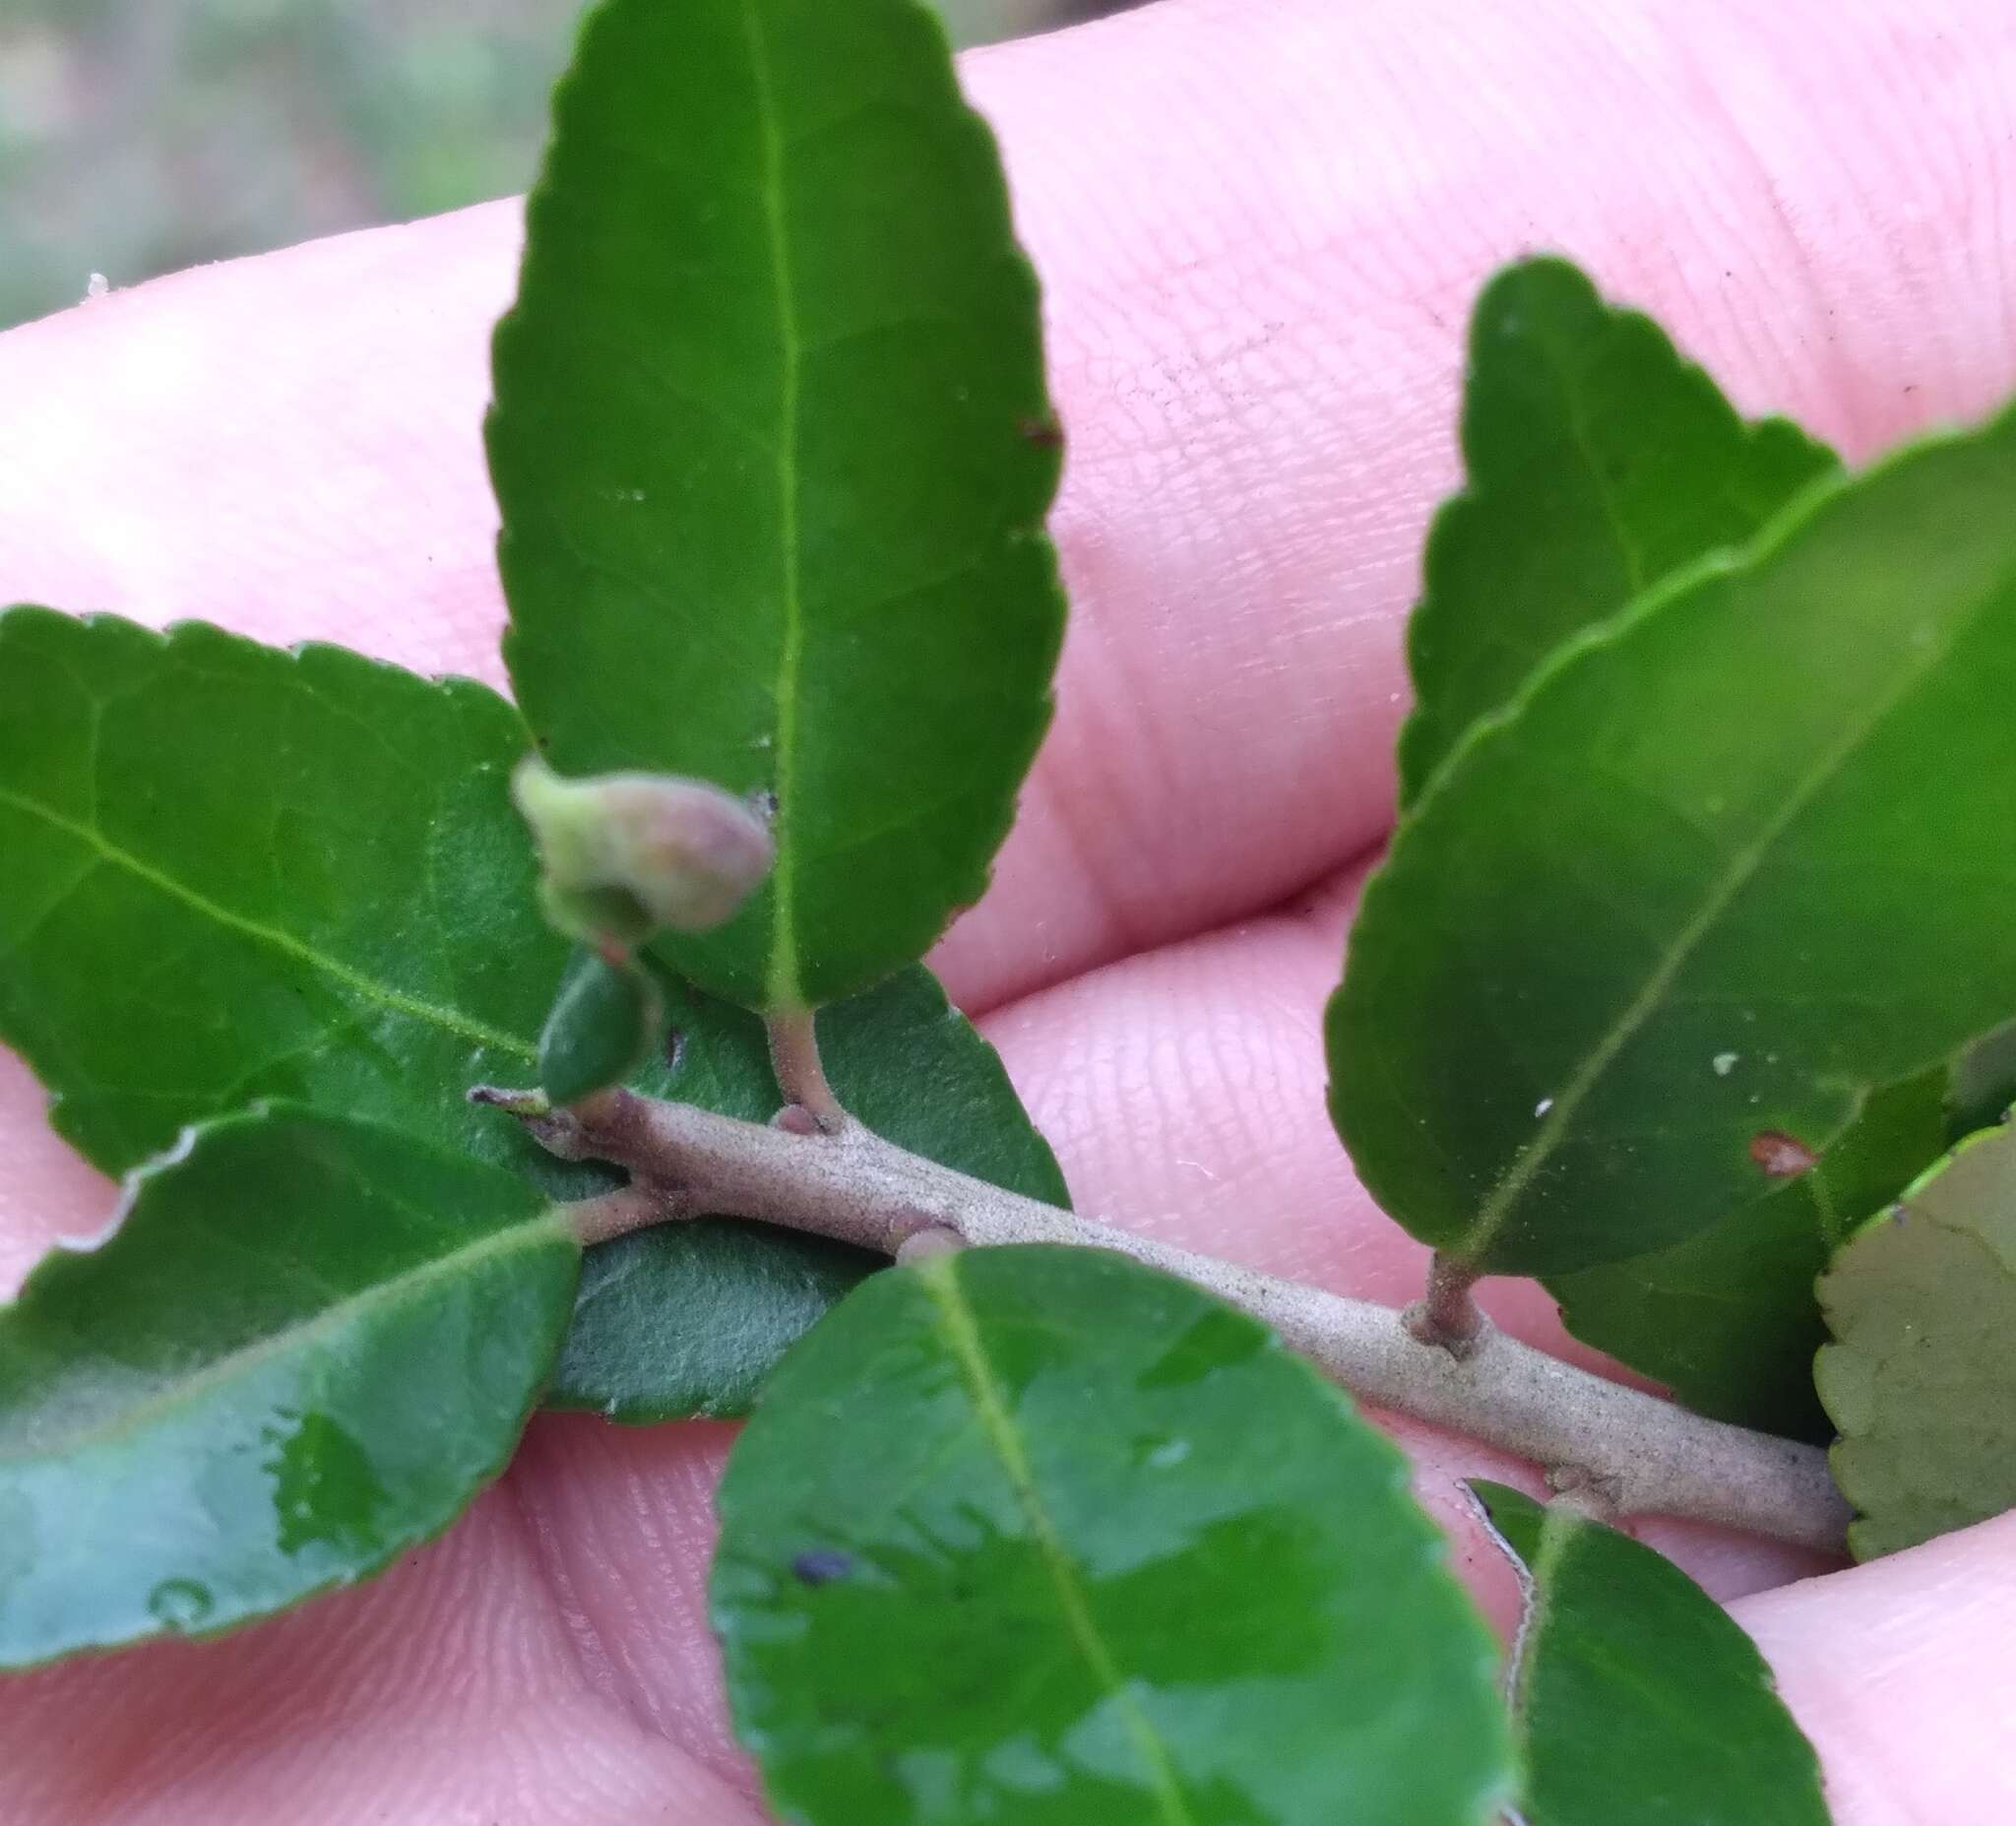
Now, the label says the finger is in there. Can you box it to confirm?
[1732,1513,2016,1823]
[3,0,2015,1024]
[511,1416,754,1790]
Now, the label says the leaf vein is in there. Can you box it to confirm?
[1463,598,1983,1260]
[918,1256,1198,1826]
[0,786,536,1064]
[742,0,806,1015]
[0,1209,566,1462]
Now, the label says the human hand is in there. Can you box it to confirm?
[2,0,2012,1818]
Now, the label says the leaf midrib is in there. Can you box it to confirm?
[0,785,536,1063]
[741,0,807,1016]
[1461,580,1986,1261]
[1,1208,569,1463]
[1528,302,1651,604]
[918,1255,1197,1826]
[1505,1498,1577,1730]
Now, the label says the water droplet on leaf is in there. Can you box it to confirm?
[266,1413,387,1556]
[147,1579,213,1631]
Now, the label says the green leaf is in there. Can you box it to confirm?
[0,608,1062,1422]
[713,1246,1515,1826]
[490,0,1065,1017]
[549,963,1066,1420]
[538,945,664,1105]
[0,1105,579,1670]
[0,605,556,1174]
[1548,1067,1947,1440]
[1817,1119,2016,1557]
[1329,406,2016,1276]
[1470,1481,1827,1826]
[1398,257,1836,805]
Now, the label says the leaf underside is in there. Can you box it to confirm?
[1817,1119,2016,1558]
[1398,256,1836,805]
[0,607,1063,1420]
[1547,1066,1948,1439]
[1330,406,2016,1276]
[490,0,1065,1016]
[0,1106,579,1671]
[714,1246,1514,1826]
[1471,1481,1828,1826]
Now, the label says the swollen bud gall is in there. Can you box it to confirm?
[513,757,775,947]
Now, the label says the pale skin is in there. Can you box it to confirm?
[1,0,2012,1816]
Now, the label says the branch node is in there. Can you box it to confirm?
[1546,1465,1626,1524]
[1401,1254,1487,1357]
[771,1102,827,1137]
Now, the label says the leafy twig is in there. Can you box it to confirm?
[481,1084,1851,1555]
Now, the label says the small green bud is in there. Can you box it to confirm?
[513,757,774,947]
[538,945,665,1105]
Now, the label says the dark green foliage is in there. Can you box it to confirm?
[0,606,551,1174]
[1473,1481,1829,1826]
[1332,408,2016,1277]
[1548,1068,1946,1439]
[0,606,1064,1423]
[1400,257,1835,804]
[0,1107,578,1670]
[490,0,1066,1016]
[715,1248,1516,1826]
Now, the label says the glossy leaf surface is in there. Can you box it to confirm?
[491,0,1065,1015]
[0,1107,579,1670]
[549,964,1066,1419]
[1399,257,1835,804]
[1818,1120,2016,1557]
[538,946,664,1105]
[714,1246,1514,1826]
[1548,1068,1946,1439]
[1471,1482,1827,1826]
[1330,409,2016,1275]
[0,606,552,1174]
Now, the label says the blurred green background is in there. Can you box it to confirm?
[0,0,1113,331]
